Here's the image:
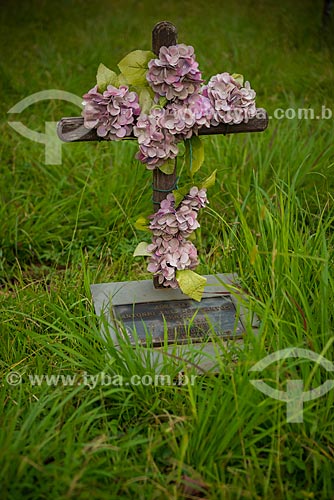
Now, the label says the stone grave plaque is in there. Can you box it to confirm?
[91,274,256,349]
[112,295,244,346]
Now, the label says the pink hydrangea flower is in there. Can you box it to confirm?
[202,73,256,124]
[160,94,213,139]
[147,44,203,101]
[147,236,199,288]
[133,109,179,169]
[146,189,208,287]
[82,85,140,140]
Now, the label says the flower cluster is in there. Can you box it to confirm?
[147,44,203,100]
[147,238,198,288]
[202,72,256,125]
[161,94,213,139]
[147,188,208,287]
[83,47,258,169]
[133,108,178,169]
[133,92,213,166]
[82,85,141,140]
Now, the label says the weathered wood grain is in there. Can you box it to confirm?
[152,21,178,55]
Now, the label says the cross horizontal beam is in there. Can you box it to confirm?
[57,111,268,143]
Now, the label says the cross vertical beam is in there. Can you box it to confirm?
[151,22,178,211]
[151,22,178,288]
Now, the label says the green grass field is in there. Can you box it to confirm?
[1,0,334,498]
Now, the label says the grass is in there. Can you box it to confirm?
[1,0,334,498]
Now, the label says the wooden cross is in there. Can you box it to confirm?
[57,21,268,287]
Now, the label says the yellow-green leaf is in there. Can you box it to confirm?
[134,215,150,232]
[176,270,207,302]
[118,73,128,86]
[158,96,168,108]
[201,170,216,190]
[118,50,154,86]
[138,87,154,114]
[134,241,151,257]
[158,158,176,175]
[96,63,118,92]
[185,136,204,177]
[231,73,244,85]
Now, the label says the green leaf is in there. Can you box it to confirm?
[133,242,151,257]
[158,96,168,108]
[201,170,216,190]
[173,184,192,207]
[96,63,118,92]
[176,270,207,302]
[185,136,204,177]
[177,140,185,157]
[118,50,154,87]
[158,158,176,175]
[138,87,154,114]
[231,73,244,85]
[134,215,150,232]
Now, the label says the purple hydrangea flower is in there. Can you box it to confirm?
[202,73,256,125]
[147,236,198,288]
[146,189,208,287]
[182,186,208,210]
[148,190,206,239]
[160,94,213,139]
[147,44,203,101]
[133,108,179,169]
[82,84,141,140]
